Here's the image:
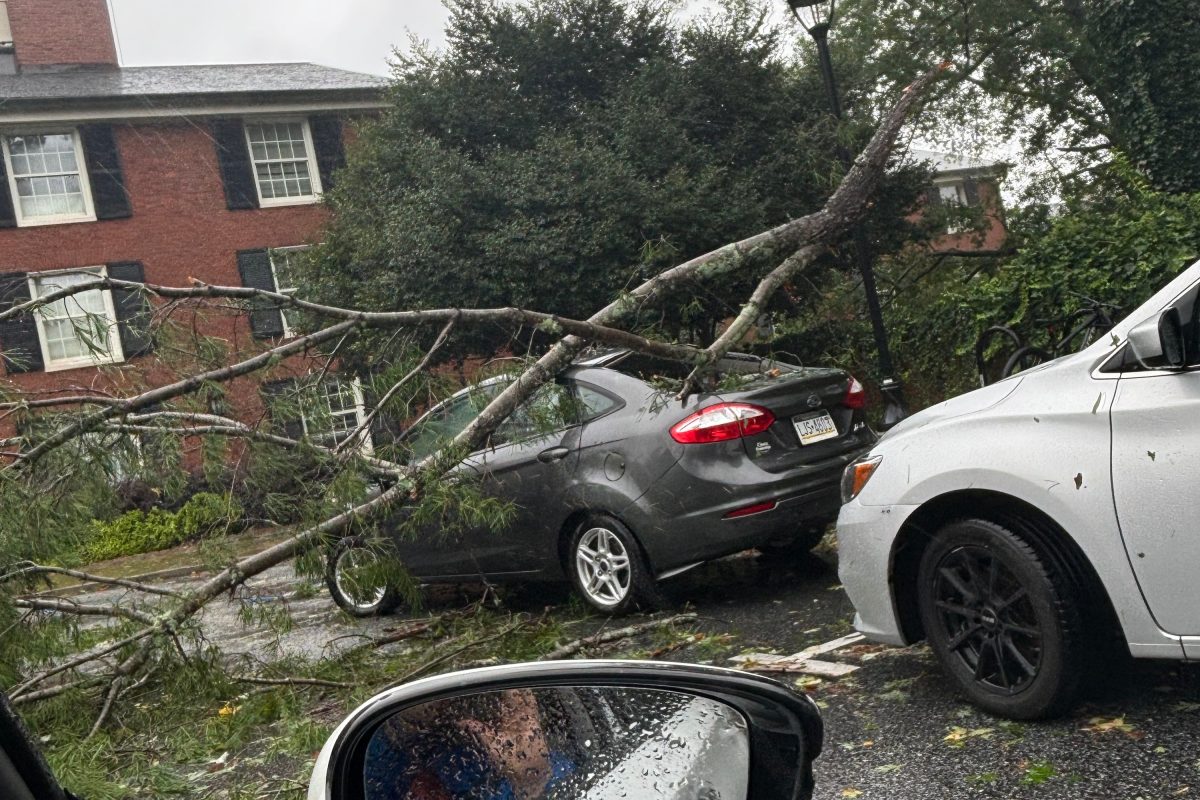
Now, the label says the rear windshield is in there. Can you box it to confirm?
[608,352,800,390]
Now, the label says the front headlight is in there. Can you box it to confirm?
[841,455,883,504]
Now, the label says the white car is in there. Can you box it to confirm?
[837,258,1200,719]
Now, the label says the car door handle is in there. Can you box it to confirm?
[537,447,571,463]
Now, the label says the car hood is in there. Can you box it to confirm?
[879,375,1025,443]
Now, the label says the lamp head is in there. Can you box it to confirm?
[786,0,836,36]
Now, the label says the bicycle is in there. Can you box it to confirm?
[975,294,1120,386]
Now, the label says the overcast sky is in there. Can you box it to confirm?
[108,0,453,77]
[106,1,1011,180]
[108,1,729,77]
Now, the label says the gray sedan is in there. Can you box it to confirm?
[327,350,874,615]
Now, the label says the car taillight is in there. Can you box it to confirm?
[843,376,866,410]
[669,403,776,444]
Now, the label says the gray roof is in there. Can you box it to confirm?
[0,62,388,103]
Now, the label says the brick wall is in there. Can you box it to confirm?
[0,119,336,433]
[7,0,118,67]
[929,179,1007,253]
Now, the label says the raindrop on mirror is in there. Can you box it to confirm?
[362,685,750,799]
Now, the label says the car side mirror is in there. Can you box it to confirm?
[308,660,823,800]
[1127,307,1187,369]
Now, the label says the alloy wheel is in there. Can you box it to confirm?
[931,545,1043,695]
[575,527,633,607]
[334,546,388,612]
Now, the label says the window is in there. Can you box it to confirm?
[2,131,95,226]
[936,181,971,234]
[244,120,322,206]
[29,268,124,371]
[301,376,371,452]
[938,182,967,207]
[269,246,309,337]
[575,383,620,420]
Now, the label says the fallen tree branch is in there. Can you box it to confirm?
[10,318,363,470]
[105,418,404,478]
[343,620,436,656]
[541,613,698,660]
[233,676,352,690]
[87,675,126,740]
[10,676,107,706]
[15,597,156,626]
[1,563,185,598]
[9,629,156,701]
[4,62,946,713]
[381,617,531,690]
[678,244,825,398]
[335,316,458,456]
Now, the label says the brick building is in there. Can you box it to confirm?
[913,148,1008,253]
[0,0,387,461]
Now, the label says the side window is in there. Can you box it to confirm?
[404,394,481,462]
[494,383,574,445]
[575,383,619,421]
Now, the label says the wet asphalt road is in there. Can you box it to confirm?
[67,545,1200,798]
[644,549,1200,800]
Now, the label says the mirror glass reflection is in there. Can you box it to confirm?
[363,685,750,800]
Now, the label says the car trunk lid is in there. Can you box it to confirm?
[718,362,862,473]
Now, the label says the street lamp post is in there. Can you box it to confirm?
[786,0,907,428]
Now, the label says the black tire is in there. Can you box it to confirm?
[566,514,663,615]
[325,536,405,617]
[1001,345,1053,378]
[917,518,1086,719]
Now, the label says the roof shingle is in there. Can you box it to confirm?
[0,62,388,102]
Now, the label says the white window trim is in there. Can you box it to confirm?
[244,118,323,209]
[29,265,126,373]
[935,179,970,235]
[269,245,310,339]
[300,376,373,455]
[1,128,97,227]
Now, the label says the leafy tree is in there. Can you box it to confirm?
[778,161,1200,404]
[835,0,1200,196]
[306,0,931,358]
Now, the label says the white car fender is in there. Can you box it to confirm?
[855,349,1185,658]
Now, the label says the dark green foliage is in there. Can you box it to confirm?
[83,492,246,562]
[85,509,184,563]
[1085,0,1200,194]
[836,0,1200,197]
[175,492,245,540]
[779,165,1200,407]
[305,0,929,357]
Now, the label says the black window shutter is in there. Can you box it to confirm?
[107,261,153,357]
[236,249,285,339]
[80,124,132,220]
[261,378,304,440]
[925,185,942,208]
[0,273,43,373]
[213,119,259,211]
[0,151,15,228]
[963,178,981,207]
[309,116,346,193]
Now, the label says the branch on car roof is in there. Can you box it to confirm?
[676,244,826,399]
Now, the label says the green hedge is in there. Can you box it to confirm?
[84,492,244,563]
